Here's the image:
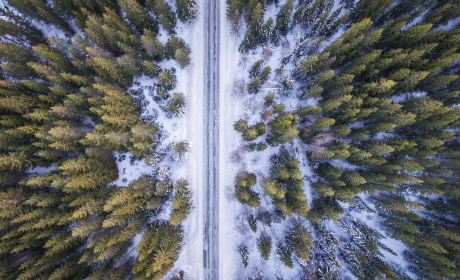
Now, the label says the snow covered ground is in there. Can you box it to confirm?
[219,3,308,279]
[168,0,205,278]
[219,3,243,278]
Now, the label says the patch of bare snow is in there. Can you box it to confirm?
[220,5,247,278]
[436,16,460,31]
[168,2,205,279]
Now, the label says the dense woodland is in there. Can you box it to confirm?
[0,0,196,279]
[1,0,460,279]
[227,0,460,279]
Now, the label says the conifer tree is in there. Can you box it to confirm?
[235,172,260,207]
[0,9,46,46]
[349,0,394,23]
[267,112,299,144]
[227,0,243,34]
[0,0,192,278]
[119,0,158,33]
[257,232,272,260]
[8,0,75,35]
[134,222,184,280]
[285,220,313,262]
[177,0,198,23]
[147,0,177,33]
[275,0,294,37]
[239,245,249,267]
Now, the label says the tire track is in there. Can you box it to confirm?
[203,0,220,279]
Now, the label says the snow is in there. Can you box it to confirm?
[386,0,401,12]
[319,27,346,52]
[122,233,143,262]
[28,165,58,175]
[402,8,431,31]
[390,91,427,103]
[220,4,247,278]
[436,16,460,32]
[157,27,170,45]
[167,1,205,279]
[317,0,350,53]
[220,2,315,279]
[113,57,191,187]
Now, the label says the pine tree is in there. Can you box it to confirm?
[275,0,294,37]
[248,77,262,94]
[312,117,336,131]
[169,180,193,225]
[175,48,191,68]
[177,0,198,23]
[118,0,158,33]
[147,0,177,33]
[285,220,313,262]
[267,112,299,144]
[326,19,378,66]
[8,0,75,35]
[276,242,293,268]
[0,9,46,46]
[261,177,285,199]
[235,172,260,207]
[349,0,394,23]
[238,2,266,52]
[257,232,272,260]
[158,71,177,90]
[142,29,165,59]
[227,0,243,34]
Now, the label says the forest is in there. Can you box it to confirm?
[0,0,196,279]
[227,0,460,279]
[1,0,460,279]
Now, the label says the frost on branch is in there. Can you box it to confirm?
[152,165,172,180]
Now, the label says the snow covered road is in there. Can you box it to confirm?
[203,0,220,279]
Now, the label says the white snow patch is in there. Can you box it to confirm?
[435,16,460,31]
[168,2,205,279]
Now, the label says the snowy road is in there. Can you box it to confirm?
[203,0,220,279]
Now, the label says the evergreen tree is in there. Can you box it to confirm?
[235,172,260,207]
[276,242,293,268]
[0,9,46,46]
[267,112,299,144]
[349,0,394,23]
[147,0,177,33]
[257,232,272,260]
[285,220,313,262]
[118,0,158,33]
[0,0,192,278]
[226,0,243,34]
[275,0,294,37]
[8,0,75,35]
[177,0,198,23]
